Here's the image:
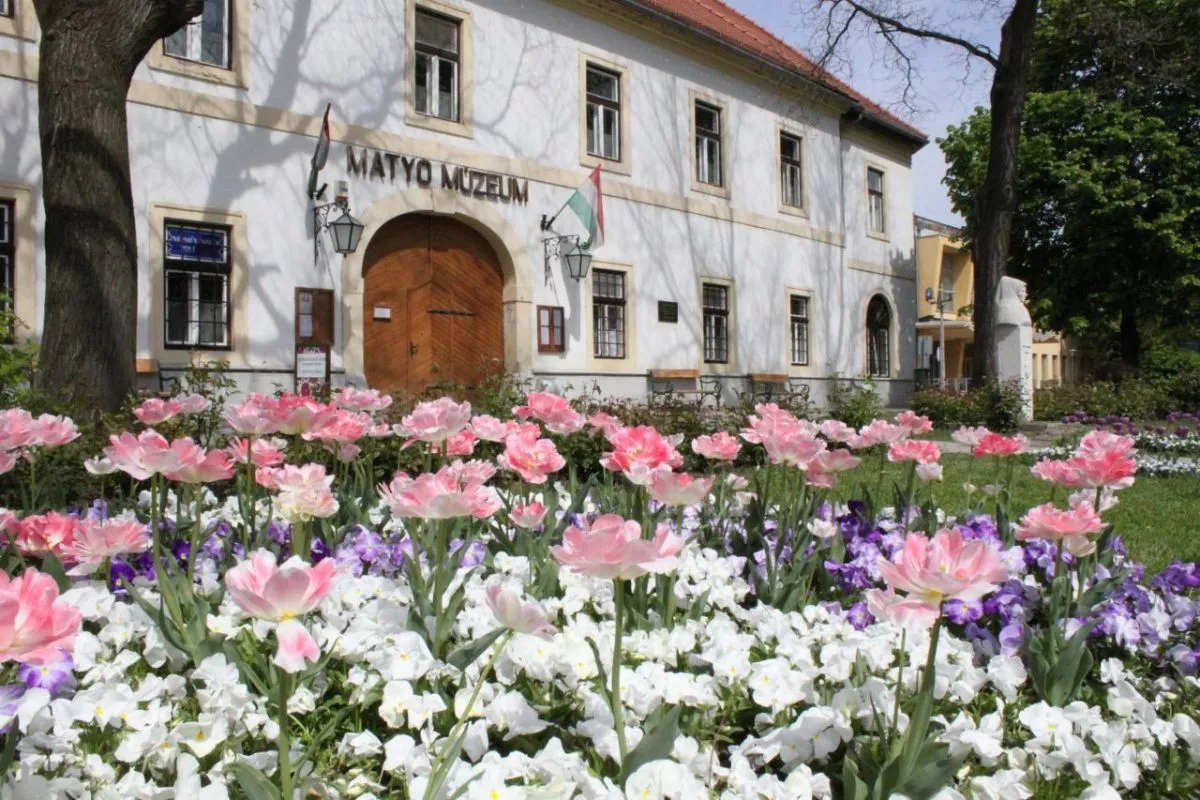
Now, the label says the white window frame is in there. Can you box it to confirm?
[695,101,723,187]
[164,0,231,69]
[0,0,12,19]
[413,8,461,122]
[689,90,729,198]
[585,63,622,162]
[405,0,473,138]
[866,166,888,237]
[780,132,804,209]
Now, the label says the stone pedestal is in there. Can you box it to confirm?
[995,276,1034,421]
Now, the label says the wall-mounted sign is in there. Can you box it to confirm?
[657,301,679,323]
[165,224,228,262]
[373,305,392,320]
[346,146,529,205]
[295,344,330,395]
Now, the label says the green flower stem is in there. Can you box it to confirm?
[149,477,185,631]
[612,578,629,765]
[276,667,295,799]
[890,627,907,735]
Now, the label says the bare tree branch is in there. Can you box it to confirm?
[821,0,1001,68]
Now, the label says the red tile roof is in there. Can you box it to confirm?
[623,0,928,144]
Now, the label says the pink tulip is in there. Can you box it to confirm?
[851,419,910,449]
[916,462,944,482]
[0,509,15,537]
[887,439,941,465]
[378,462,501,520]
[301,410,372,445]
[64,518,150,575]
[587,412,624,439]
[332,442,361,463]
[260,464,334,496]
[805,467,837,489]
[84,456,118,476]
[647,471,715,506]
[104,430,204,481]
[394,397,472,446]
[513,392,586,435]
[551,514,683,581]
[0,408,37,451]
[333,387,393,413]
[972,433,1028,458]
[225,550,337,673]
[0,451,16,476]
[176,394,212,414]
[876,529,1008,629]
[951,426,991,447]
[818,419,857,444]
[224,395,279,436]
[498,430,565,485]
[484,584,556,639]
[692,431,741,461]
[812,448,861,473]
[1031,459,1087,488]
[1016,501,1105,556]
[509,502,549,530]
[277,487,340,522]
[440,430,479,457]
[1078,430,1136,460]
[30,414,80,448]
[741,403,811,444]
[0,569,82,665]
[601,425,684,485]
[468,415,514,442]
[895,410,934,436]
[13,512,77,559]
[227,437,287,468]
[271,395,337,436]
[762,427,827,468]
[443,458,497,486]
[133,398,178,426]
[165,449,236,484]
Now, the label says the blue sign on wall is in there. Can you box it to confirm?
[166,225,228,263]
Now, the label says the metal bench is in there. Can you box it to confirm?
[648,369,722,407]
[748,372,810,406]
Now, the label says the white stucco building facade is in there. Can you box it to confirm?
[0,0,925,407]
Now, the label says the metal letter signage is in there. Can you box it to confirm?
[345,146,529,206]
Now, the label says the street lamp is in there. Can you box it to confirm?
[313,181,365,258]
[542,232,592,282]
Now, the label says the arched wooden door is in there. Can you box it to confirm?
[363,215,504,396]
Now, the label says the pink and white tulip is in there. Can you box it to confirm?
[378,462,501,520]
[484,584,556,639]
[0,568,82,666]
[498,430,565,485]
[691,431,741,461]
[394,397,473,447]
[551,514,683,581]
[1016,502,1105,557]
[64,518,150,575]
[509,502,549,530]
[647,471,715,507]
[887,439,942,465]
[513,392,586,435]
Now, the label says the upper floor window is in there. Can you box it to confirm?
[867,295,891,378]
[164,0,231,69]
[695,101,723,187]
[586,64,621,162]
[0,198,13,340]
[593,269,626,359]
[0,0,12,19]
[867,167,887,234]
[702,282,730,363]
[780,133,803,209]
[414,8,460,122]
[164,221,231,350]
[789,294,810,366]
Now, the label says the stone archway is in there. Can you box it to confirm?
[340,188,534,386]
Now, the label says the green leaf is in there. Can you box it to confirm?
[39,553,72,592]
[841,755,870,800]
[446,628,507,671]
[585,637,611,707]
[227,762,282,800]
[619,705,682,787]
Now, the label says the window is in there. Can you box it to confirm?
[780,133,803,208]
[0,0,11,19]
[592,270,626,359]
[866,295,891,377]
[702,283,729,363]
[695,101,722,187]
[163,221,231,349]
[0,198,12,340]
[867,167,887,234]
[939,254,956,307]
[789,294,809,366]
[657,301,678,323]
[164,0,231,69]
[586,64,621,161]
[414,8,460,121]
[296,288,334,345]
[537,305,565,353]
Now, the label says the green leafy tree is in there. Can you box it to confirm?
[941,0,1200,367]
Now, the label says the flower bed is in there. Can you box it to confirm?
[0,394,1199,799]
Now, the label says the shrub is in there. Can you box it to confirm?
[911,380,1024,431]
[828,376,883,429]
[1143,346,1200,410]
[1034,379,1172,422]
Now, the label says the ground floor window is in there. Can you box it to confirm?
[789,294,809,366]
[0,198,12,340]
[538,305,565,353]
[593,270,626,359]
[867,295,891,378]
[163,221,231,349]
[703,282,730,363]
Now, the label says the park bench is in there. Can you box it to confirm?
[748,372,811,406]
[648,369,722,407]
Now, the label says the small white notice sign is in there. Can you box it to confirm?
[296,348,327,381]
[373,305,392,320]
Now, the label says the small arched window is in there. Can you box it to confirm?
[867,295,891,378]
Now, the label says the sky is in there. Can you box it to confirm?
[724,0,1003,225]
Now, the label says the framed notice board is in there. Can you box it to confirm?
[295,288,334,393]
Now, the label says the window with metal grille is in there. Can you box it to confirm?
[164,0,231,68]
[780,133,803,208]
[163,221,231,350]
[867,167,886,234]
[414,9,460,121]
[537,305,565,353]
[592,270,626,358]
[867,295,891,377]
[789,294,809,366]
[0,198,13,341]
[695,101,722,187]
[702,283,729,363]
[586,64,621,161]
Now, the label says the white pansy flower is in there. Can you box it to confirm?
[174,714,229,758]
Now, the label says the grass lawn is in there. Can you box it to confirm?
[839,453,1200,575]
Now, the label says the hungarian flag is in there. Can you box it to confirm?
[565,165,605,250]
[307,103,332,199]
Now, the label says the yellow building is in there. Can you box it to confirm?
[914,216,1079,389]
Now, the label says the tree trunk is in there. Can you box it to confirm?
[1119,303,1141,369]
[971,0,1039,387]
[32,0,202,411]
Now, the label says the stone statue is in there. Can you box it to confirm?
[994,276,1034,420]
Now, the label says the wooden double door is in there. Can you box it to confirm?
[363,215,504,396]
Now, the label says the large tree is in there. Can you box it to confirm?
[808,0,1040,386]
[32,0,203,411]
[941,0,1200,368]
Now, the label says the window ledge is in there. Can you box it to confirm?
[147,49,248,89]
[405,108,474,139]
[866,229,890,243]
[691,180,730,200]
[778,202,809,220]
[580,153,631,177]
